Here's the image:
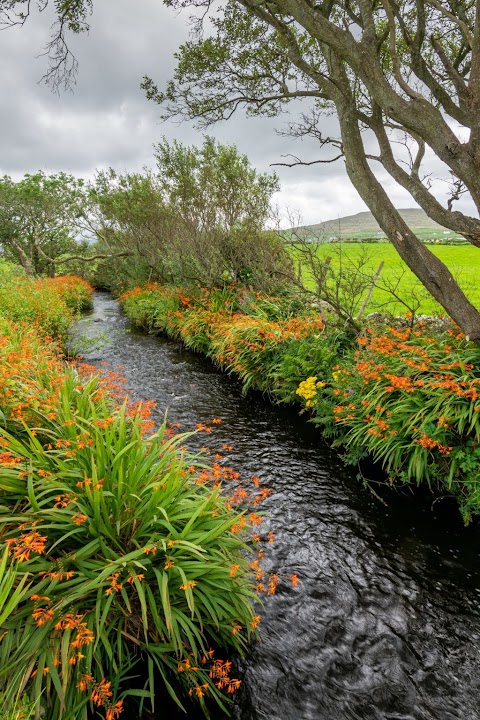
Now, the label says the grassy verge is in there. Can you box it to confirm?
[0,277,265,719]
[120,283,480,523]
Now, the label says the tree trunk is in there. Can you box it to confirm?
[8,238,35,277]
[329,53,480,343]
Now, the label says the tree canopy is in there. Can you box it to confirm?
[0,172,86,276]
[91,137,289,290]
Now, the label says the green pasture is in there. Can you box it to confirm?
[300,228,465,243]
[294,242,480,315]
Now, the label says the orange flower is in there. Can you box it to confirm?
[250,615,261,630]
[106,700,124,719]
[180,580,197,591]
[9,531,47,563]
[90,678,113,707]
[32,607,54,627]
[72,513,88,525]
[77,673,94,692]
[229,563,240,577]
[105,573,122,595]
[70,625,94,648]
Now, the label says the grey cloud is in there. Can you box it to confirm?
[0,0,474,225]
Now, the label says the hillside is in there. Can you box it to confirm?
[295,208,461,241]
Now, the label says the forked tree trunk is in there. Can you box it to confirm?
[330,58,480,343]
[8,238,34,277]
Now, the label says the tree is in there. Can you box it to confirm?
[0,172,86,276]
[90,168,181,288]
[0,171,134,277]
[90,138,290,290]
[5,1,480,339]
[154,136,286,287]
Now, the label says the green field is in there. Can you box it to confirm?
[295,242,480,315]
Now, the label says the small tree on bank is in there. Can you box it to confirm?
[0,172,135,278]
[91,137,290,291]
[0,172,85,276]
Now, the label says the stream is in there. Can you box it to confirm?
[73,292,480,720]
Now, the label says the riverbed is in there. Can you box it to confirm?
[73,293,480,720]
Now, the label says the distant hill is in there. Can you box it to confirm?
[294,208,461,241]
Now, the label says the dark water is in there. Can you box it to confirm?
[73,293,480,720]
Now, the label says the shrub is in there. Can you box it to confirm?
[35,276,93,313]
[120,284,326,395]
[0,275,93,345]
[299,325,480,521]
[0,318,66,430]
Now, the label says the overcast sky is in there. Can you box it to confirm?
[0,0,473,225]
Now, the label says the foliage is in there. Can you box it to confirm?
[0,276,265,719]
[0,391,258,718]
[302,326,480,522]
[154,135,277,236]
[120,283,325,393]
[0,694,37,720]
[0,552,35,720]
[90,139,290,293]
[35,276,93,313]
[0,260,25,286]
[0,173,88,277]
[90,169,174,290]
[0,275,93,346]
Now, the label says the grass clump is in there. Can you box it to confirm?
[0,386,258,718]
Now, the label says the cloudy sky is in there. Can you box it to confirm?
[0,0,470,225]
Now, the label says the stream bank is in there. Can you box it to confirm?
[74,292,480,720]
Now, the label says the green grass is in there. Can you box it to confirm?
[299,228,465,242]
[295,242,480,315]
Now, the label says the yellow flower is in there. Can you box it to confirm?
[296,376,325,405]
